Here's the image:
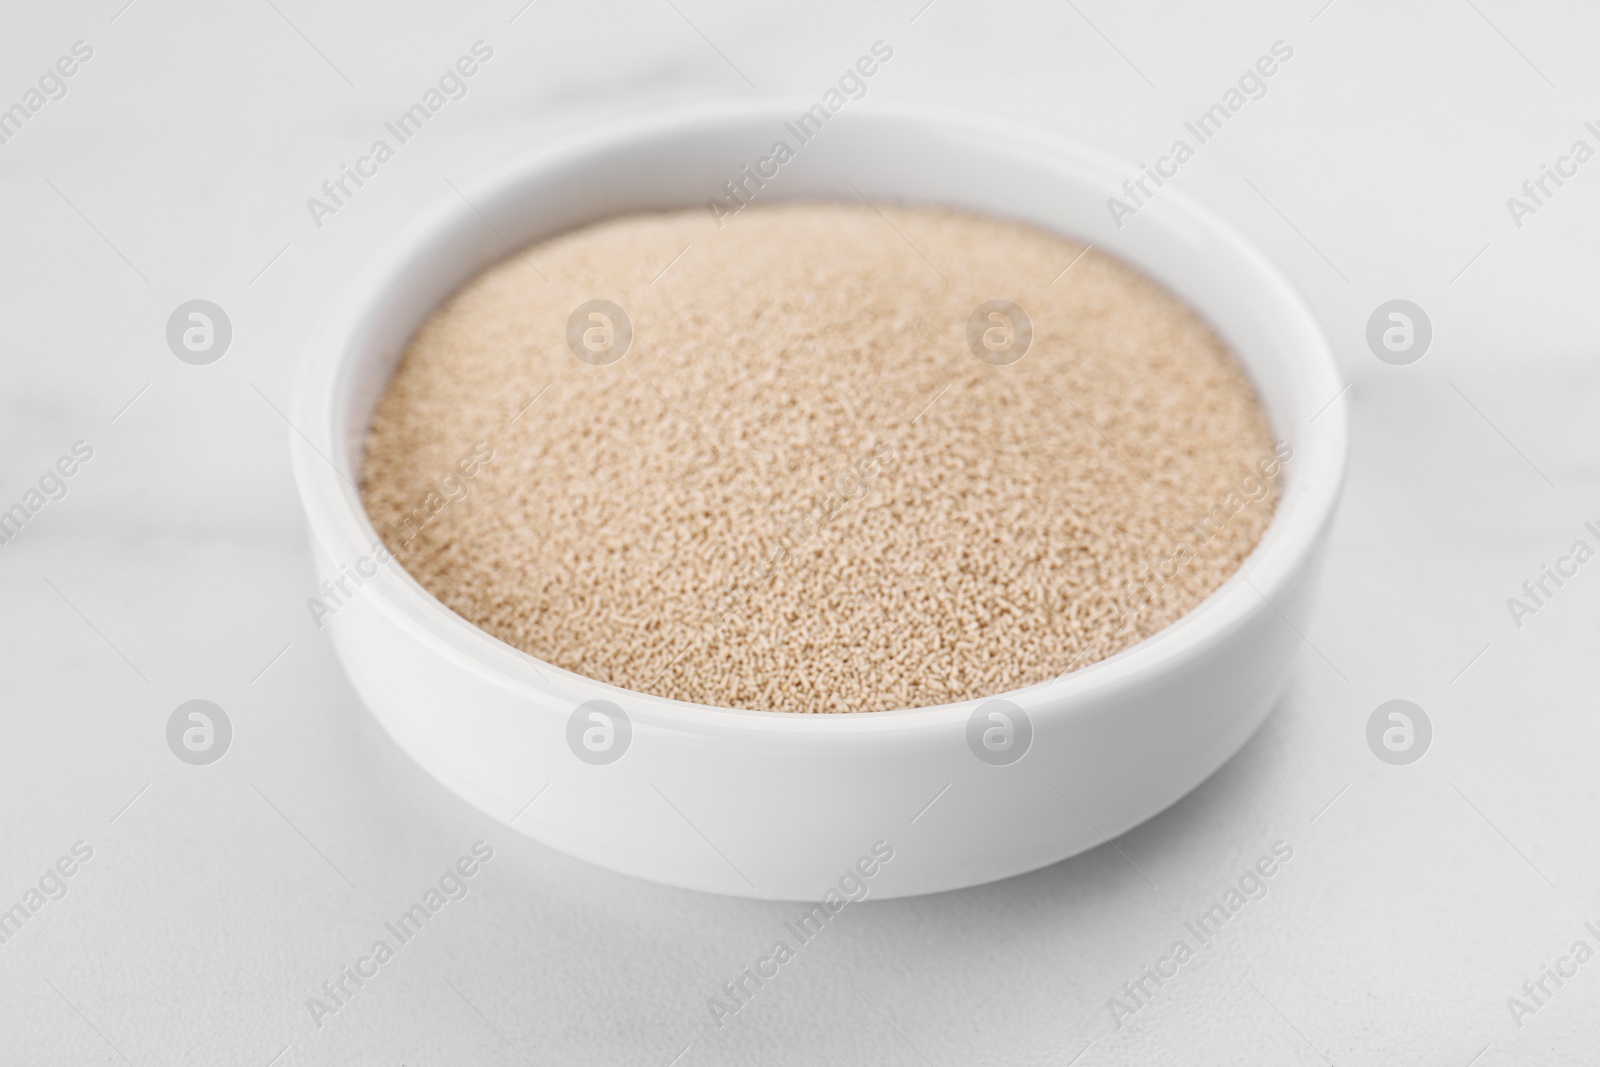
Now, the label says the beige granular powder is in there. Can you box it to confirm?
[361,202,1282,714]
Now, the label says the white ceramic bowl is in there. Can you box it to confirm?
[291,101,1345,901]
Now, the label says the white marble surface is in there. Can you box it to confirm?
[4,0,1600,1063]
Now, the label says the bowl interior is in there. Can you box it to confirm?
[298,102,1345,728]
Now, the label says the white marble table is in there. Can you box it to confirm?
[3,1,1598,1062]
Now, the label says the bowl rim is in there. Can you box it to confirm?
[291,98,1347,737]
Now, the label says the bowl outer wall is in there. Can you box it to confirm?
[290,102,1346,899]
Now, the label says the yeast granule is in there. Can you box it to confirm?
[361,203,1282,713]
